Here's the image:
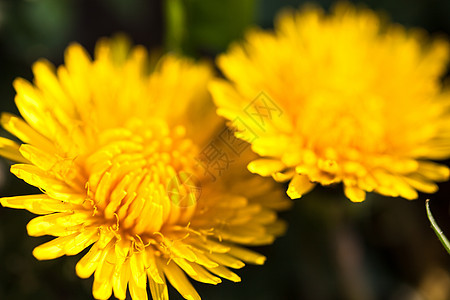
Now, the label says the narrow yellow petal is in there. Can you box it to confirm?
[0,137,28,163]
[391,177,419,200]
[169,242,197,262]
[149,277,168,300]
[144,250,165,284]
[92,277,113,300]
[129,273,148,300]
[403,176,439,194]
[286,174,315,199]
[1,194,71,215]
[11,164,80,200]
[272,169,296,182]
[172,258,196,279]
[208,265,241,283]
[252,135,292,157]
[344,185,366,203]
[112,260,130,300]
[206,252,245,269]
[227,245,266,265]
[93,246,115,299]
[26,212,90,237]
[19,144,58,171]
[13,78,54,137]
[216,223,268,245]
[76,244,102,279]
[65,43,92,73]
[417,161,450,181]
[248,159,285,176]
[187,249,219,269]
[190,238,230,254]
[130,251,148,289]
[163,262,201,300]
[265,219,288,237]
[33,233,80,260]
[1,112,54,151]
[64,230,99,256]
[251,209,277,225]
[32,60,74,114]
[184,261,222,285]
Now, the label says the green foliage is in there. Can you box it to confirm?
[181,0,256,55]
[164,0,186,52]
[2,0,74,61]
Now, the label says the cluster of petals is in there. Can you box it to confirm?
[210,3,450,202]
[1,2,450,299]
[0,37,290,300]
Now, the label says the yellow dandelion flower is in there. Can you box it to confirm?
[210,3,450,202]
[0,36,289,300]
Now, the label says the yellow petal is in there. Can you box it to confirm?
[180,260,222,285]
[130,251,147,289]
[76,244,102,279]
[163,262,200,300]
[189,251,219,269]
[206,252,245,269]
[1,112,54,152]
[149,277,168,300]
[417,161,450,181]
[403,176,439,194]
[251,135,291,157]
[272,169,296,182]
[144,250,165,284]
[391,177,419,200]
[64,230,98,256]
[208,265,241,282]
[93,246,115,299]
[265,219,288,237]
[0,137,28,163]
[344,185,366,203]
[129,273,148,300]
[190,238,230,254]
[26,212,90,236]
[286,174,315,199]
[112,260,130,300]
[32,60,73,113]
[92,277,113,300]
[33,233,79,260]
[227,245,266,265]
[216,223,267,244]
[169,242,197,262]
[19,144,58,171]
[248,159,286,176]
[1,194,71,215]
[10,164,79,201]
[13,78,54,138]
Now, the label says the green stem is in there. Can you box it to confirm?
[164,0,185,53]
[426,199,450,254]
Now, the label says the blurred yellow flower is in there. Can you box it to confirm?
[0,37,289,300]
[210,3,450,202]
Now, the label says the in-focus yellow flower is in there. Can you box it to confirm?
[210,3,450,202]
[0,37,289,300]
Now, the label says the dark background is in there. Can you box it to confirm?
[0,0,449,299]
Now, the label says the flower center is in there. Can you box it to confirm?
[81,118,200,237]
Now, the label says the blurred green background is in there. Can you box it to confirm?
[0,0,450,299]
